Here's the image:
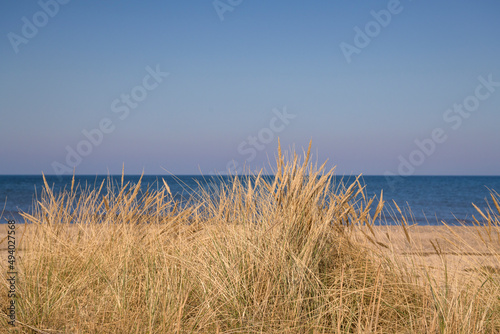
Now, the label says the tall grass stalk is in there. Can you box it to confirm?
[0,142,499,333]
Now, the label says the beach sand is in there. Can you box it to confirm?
[351,224,500,283]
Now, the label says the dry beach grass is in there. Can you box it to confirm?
[1,142,499,333]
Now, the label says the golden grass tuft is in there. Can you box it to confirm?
[0,142,499,333]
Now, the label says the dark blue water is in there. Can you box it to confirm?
[1,175,499,225]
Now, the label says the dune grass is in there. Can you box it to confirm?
[1,142,500,333]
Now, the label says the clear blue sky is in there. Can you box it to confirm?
[1,0,499,176]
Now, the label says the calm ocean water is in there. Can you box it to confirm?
[1,175,499,226]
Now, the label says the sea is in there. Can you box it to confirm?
[1,175,499,226]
